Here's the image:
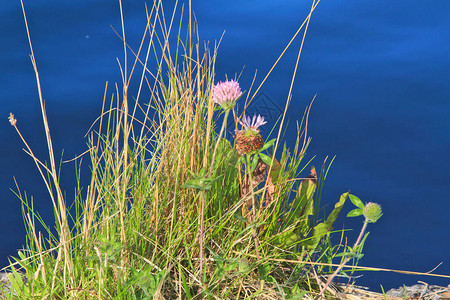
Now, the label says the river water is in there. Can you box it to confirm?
[0,0,449,291]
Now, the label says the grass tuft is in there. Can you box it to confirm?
[4,0,357,298]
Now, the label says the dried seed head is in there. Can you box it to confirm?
[8,113,17,126]
[234,114,267,155]
[235,130,264,156]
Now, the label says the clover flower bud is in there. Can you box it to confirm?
[363,202,382,223]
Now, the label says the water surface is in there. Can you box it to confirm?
[0,0,449,290]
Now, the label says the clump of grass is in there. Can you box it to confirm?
[3,0,388,299]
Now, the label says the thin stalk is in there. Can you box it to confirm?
[315,221,368,300]
[198,190,206,291]
[245,154,261,260]
[209,109,230,175]
[199,107,230,291]
[20,0,73,285]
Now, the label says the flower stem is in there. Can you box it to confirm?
[245,154,261,260]
[199,190,206,291]
[314,221,368,299]
[209,109,230,175]
[200,109,230,291]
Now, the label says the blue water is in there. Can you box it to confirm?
[1,0,449,291]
